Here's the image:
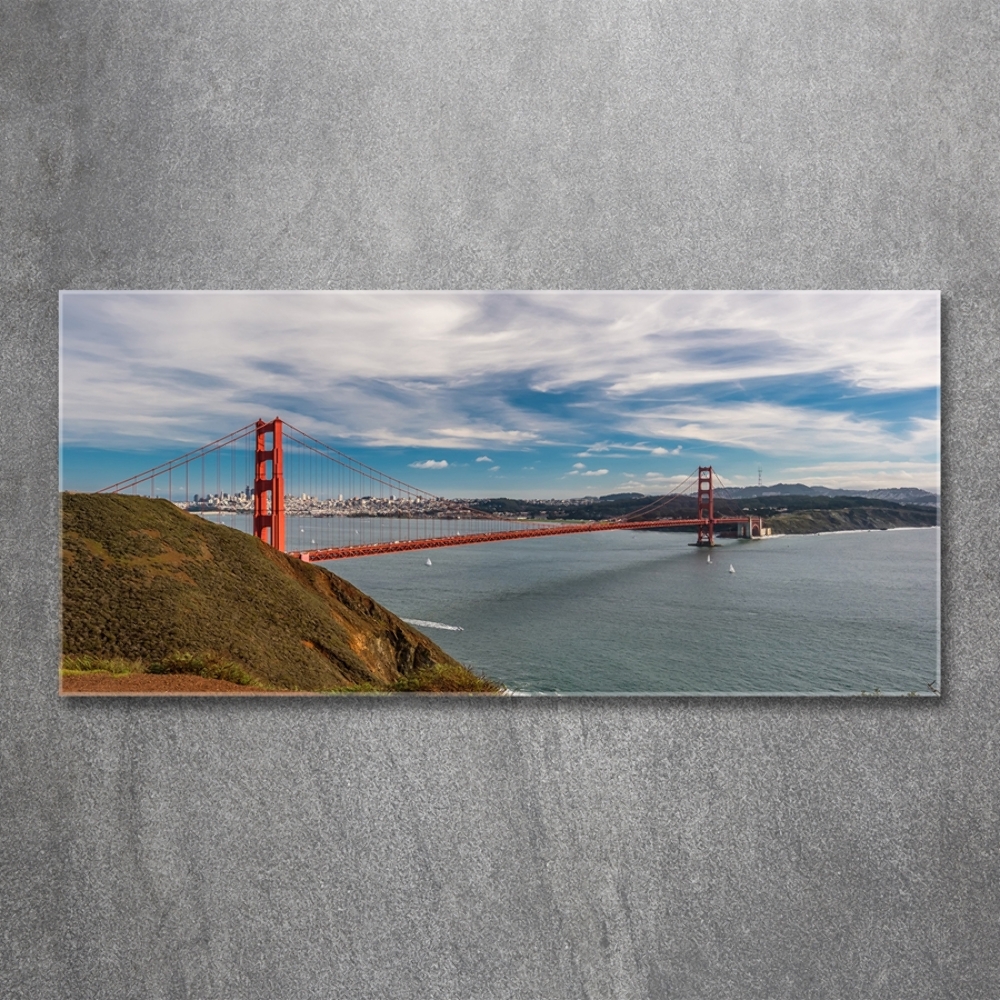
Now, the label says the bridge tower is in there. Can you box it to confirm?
[253,417,285,551]
[696,465,715,547]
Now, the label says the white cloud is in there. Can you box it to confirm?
[489,466,500,472]
[625,402,936,461]
[582,469,609,477]
[774,460,940,490]
[609,471,694,494]
[409,459,449,470]
[577,441,683,458]
[431,427,538,444]
[572,462,586,469]
[59,291,939,493]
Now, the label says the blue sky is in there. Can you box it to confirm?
[60,290,940,498]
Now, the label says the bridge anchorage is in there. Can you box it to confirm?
[97,416,770,559]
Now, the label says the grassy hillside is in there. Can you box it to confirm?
[764,505,937,534]
[61,493,500,694]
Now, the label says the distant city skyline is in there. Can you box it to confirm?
[60,290,940,499]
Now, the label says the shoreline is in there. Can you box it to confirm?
[777,524,939,538]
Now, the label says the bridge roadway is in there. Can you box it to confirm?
[290,516,760,561]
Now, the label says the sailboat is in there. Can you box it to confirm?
[426,558,433,566]
[729,564,736,574]
[707,554,711,563]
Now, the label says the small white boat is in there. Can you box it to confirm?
[426,558,433,566]
[729,564,735,574]
[707,554,711,563]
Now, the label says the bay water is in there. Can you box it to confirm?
[201,513,939,696]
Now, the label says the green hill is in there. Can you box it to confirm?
[467,491,939,529]
[763,505,937,534]
[61,493,499,694]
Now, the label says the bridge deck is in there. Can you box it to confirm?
[291,516,757,561]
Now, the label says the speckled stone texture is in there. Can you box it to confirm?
[2,3,997,997]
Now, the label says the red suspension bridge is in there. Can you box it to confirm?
[97,417,770,560]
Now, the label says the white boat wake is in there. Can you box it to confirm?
[401,618,465,632]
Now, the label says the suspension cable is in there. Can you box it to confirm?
[97,422,258,494]
[620,469,699,521]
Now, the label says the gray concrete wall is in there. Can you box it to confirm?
[2,3,996,997]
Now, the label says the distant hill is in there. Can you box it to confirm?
[596,493,647,501]
[61,493,499,695]
[714,484,939,506]
[467,493,673,520]
[467,489,939,525]
[762,506,938,534]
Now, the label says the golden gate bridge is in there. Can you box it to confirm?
[96,417,769,560]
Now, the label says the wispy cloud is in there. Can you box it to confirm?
[624,403,933,458]
[576,441,683,458]
[409,459,449,470]
[60,290,940,493]
[431,426,538,444]
[608,471,699,493]
[775,459,940,489]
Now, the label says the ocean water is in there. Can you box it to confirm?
[197,514,939,695]
[311,523,940,696]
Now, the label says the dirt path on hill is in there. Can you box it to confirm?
[60,672,281,695]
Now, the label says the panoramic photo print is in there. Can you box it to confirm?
[60,290,940,696]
